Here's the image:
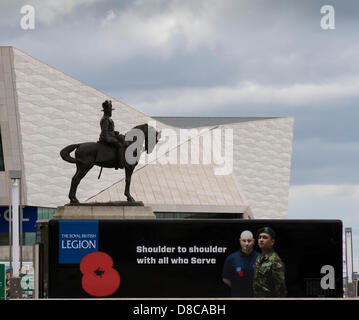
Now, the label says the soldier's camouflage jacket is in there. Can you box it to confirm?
[253,250,287,297]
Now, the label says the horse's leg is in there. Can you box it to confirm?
[124,166,135,202]
[69,164,93,203]
[69,165,81,203]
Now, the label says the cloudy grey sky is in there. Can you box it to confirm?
[1,0,358,264]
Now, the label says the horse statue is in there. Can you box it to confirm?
[60,123,161,204]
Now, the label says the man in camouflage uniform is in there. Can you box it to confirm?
[253,227,287,297]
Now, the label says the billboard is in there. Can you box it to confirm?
[48,219,343,298]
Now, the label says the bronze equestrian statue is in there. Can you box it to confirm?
[60,100,161,204]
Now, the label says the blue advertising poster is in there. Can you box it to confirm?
[59,220,99,264]
[0,206,37,232]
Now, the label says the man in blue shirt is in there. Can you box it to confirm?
[222,230,260,297]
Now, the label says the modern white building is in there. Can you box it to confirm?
[0,46,293,260]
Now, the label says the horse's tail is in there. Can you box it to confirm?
[60,144,81,164]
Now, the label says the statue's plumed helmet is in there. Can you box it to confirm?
[102,100,114,111]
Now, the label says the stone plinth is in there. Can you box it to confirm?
[53,202,155,220]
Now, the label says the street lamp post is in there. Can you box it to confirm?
[345,227,355,297]
[8,170,22,298]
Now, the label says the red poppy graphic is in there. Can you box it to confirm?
[80,251,120,297]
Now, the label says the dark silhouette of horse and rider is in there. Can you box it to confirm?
[60,100,161,204]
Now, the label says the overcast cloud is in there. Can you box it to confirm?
[1,0,358,266]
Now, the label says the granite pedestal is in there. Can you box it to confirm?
[53,201,155,220]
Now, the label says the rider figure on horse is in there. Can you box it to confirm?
[98,100,126,169]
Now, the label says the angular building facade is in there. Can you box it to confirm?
[0,46,293,260]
